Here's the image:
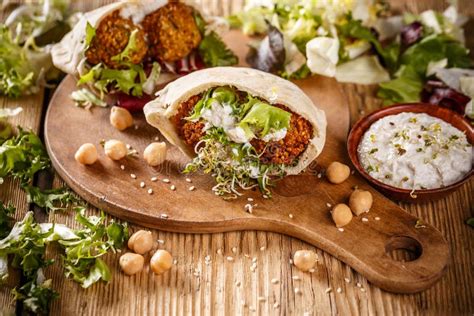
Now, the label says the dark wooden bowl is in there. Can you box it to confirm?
[347,103,473,203]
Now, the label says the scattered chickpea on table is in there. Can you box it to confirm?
[104,139,128,160]
[75,143,98,165]
[128,230,154,254]
[143,142,167,166]
[331,204,353,228]
[293,250,318,272]
[110,106,134,131]
[326,161,350,184]
[119,253,145,276]
[349,190,373,216]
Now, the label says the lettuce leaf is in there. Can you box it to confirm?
[338,17,400,73]
[377,34,471,104]
[377,65,423,104]
[111,29,140,64]
[238,102,291,138]
[198,31,238,67]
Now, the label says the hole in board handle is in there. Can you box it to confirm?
[385,236,422,262]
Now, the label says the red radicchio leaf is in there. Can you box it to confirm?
[401,21,423,47]
[421,80,471,115]
[246,23,285,74]
[116,93,153,113]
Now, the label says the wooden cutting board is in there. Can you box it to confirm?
[44,30,449,294]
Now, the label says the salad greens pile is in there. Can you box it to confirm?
[230,1,473,115]
[0,0,71,98]
[184,86,289,197]
[0,206,128,314]
[0,126,78,212]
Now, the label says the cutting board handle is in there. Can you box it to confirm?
[263,176,450,294]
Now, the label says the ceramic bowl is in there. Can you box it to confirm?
[347,103,473,203]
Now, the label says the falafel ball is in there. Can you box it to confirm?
[85,11,148,69]
[142,2,202,62]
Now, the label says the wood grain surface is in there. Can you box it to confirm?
[1,0,473,315]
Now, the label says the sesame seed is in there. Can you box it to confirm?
[262,194,269,199]
[292,276,301,281]
[130,173,137,179]
[217,249,223,255]
[258,297,266,302]
[226,256,234,262]
[151,177,158,182]
[170,185,176,191]
[126,144,132,150]
[148,189,153,195]
[173,259,177,265]
[309,268,315,273]
[120,165,125,170]
[273,302,280,309]
[344,278,350,283]
[375,217,380,221]
[289,259,293,265]
[260,246,266,251]
[140,182,145,188]
[160,213,168,219]
[289,213,294,219]
[232,247,237,253]
[247,197,254,202]
[154,136,159,141]
[317,173,322,178]
[188,186,195,191]
[252,257,257,263]
[157,239,164,244]
[356,282,362,288]
[336,287,342,293]
[162,178,170,183]
[325,287,332,293]
[235,281,241,287]
[185,178,192,183]
[134,125,139,130]
[361,288,366,292]
[338,228,344,232]
[249,306,255,312]
[326,203,332,208]
[241,301,247,307]
[362,217,369,222]
[244,254,250,258]
[294,288,302,295]
[271,278,279,284]
[245,204,253,214]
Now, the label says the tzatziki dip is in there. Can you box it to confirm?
[358,112,472,190]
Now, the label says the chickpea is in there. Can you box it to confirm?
[150,250,173,275]
[293,250,318,272]
[119,253,144,275]
[349,190,373,216]
[326,161,350,184]
[74,143,98,165]
[104,139,127,160]
[331,203,353,228]
[128,230,154,254]
[110,106,133,131]
[143,142,167,167]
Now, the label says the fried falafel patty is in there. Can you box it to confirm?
[142,2,202,62]
[85,11,148,69]
[172,96,313,165]
[171,94,205,149]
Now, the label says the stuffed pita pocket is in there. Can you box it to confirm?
[51,0,237,110]
[144,67,327,197]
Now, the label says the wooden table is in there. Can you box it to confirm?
[1,1,473,314]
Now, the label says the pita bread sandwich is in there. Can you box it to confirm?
[144,67,327,197]
[51,0,237,111]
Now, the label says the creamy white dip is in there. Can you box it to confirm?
[358,112,472,190]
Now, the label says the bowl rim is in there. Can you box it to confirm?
[347,102,474,196]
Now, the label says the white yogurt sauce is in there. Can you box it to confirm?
[120,0,167,24]
[358,112,472,190]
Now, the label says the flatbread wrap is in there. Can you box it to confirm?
[144,67,327,197]
[51,0,237,109]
